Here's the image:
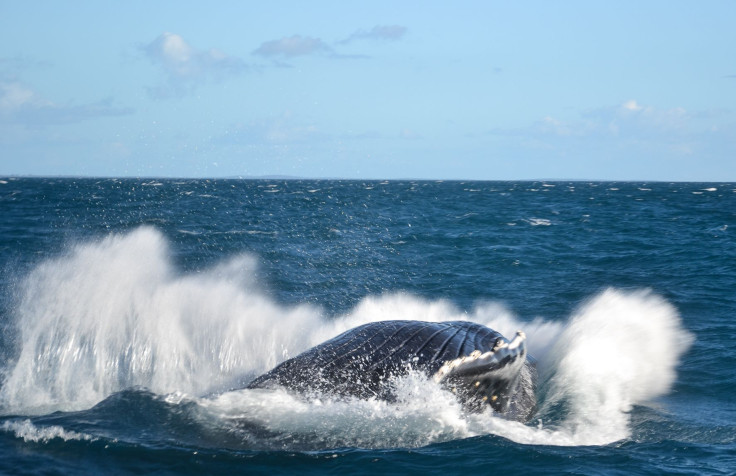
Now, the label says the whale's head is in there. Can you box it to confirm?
[433,331,535,416]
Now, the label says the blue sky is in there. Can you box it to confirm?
[1,1,734,180]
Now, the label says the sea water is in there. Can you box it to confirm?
[0,178,733,474]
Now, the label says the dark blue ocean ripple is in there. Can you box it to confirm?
[1,178,734,475]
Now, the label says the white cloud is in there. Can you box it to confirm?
[143,33,246,96]
[588,100,691,135]
[0,80,132,125]
[487,99,734,165]
[0,81,44,111]
[152,32,194,69]
[515,100,694,140]
[621,99,643,112]
[253,35,331,58]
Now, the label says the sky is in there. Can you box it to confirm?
[1,1,734,180]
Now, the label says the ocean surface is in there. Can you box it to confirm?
[0,178,734,475]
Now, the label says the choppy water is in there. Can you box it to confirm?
[0,178,734,474]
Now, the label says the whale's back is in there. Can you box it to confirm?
[247,320,508,398]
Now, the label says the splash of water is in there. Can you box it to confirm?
[0,227,323,413]
[197,374,473,450]
[0,228,692,448]
[0,227,518,414]
[535,288,693,444]
[196,289,692,449]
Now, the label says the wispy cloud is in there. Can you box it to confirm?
[582,100,690,137]
[492,100,695,140]
[399,128,422,140]
[218,111,327,146]
[253,35,332,58]
[143,32,246,97]
[339,25,408,44]
[0,80,133,125]
[0,56,51,74]
[487,99,734,161]
[252,25,408,62]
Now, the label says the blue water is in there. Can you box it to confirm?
[0,178,734,475]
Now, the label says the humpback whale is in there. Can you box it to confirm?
[247,320,536,420]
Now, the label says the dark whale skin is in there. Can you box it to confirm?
[247,320,534,418]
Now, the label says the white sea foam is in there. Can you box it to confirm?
[526,218,552,226]
[0,228,692,448]
[1,419,95,443]
[199,375,472,449]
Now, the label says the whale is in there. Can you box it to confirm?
[246,320,536,420]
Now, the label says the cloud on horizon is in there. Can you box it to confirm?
[217,111,327,146]
[488,100,733,159]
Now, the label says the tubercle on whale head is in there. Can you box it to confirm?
[432,331,528,414]
[432,331,526,382]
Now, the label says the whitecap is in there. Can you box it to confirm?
[1,419,95,443]
[526,218,552,226]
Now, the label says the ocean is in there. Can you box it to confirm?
[0,178,733,475]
